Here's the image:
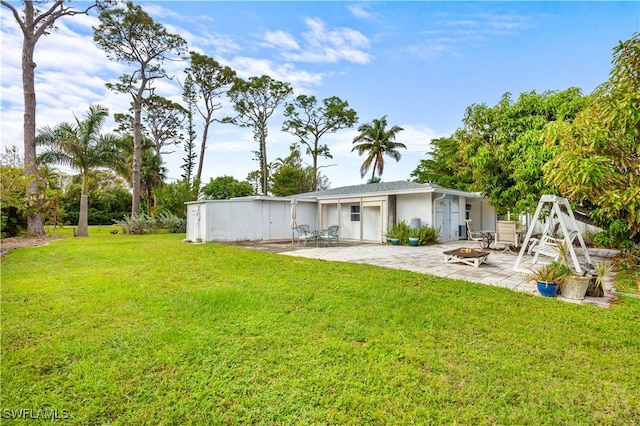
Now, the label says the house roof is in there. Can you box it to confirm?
[293,180,482,200]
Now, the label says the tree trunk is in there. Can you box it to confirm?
[195,121,210,186]
[131,98,142,217]
[260,129,269,195]
[76,172,89,237]
[312,140,319,191]
[22,17,44,236]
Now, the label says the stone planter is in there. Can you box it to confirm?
[561,275,591,300]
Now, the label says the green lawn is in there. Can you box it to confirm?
[2,228,639,424]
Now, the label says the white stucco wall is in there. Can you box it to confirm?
[396,193,432,227]
[186,198,317,242]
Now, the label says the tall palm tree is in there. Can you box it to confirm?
[351,115,406,182]
[37,104,124,237]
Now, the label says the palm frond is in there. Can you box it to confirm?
[37,150,77,170]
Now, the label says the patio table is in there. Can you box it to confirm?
[443,248,490,268]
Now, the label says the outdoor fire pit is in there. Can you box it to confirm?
[443,248,490,268]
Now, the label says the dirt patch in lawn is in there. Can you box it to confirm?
[1,235,65,257]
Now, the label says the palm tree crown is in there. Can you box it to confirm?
[351,115,406,181]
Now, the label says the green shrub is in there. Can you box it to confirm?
[387,221,440,245]
[386,220,411,244]
[113,213,158,234]
[593,231,616,248]
[411,225,441,245]
[157,211,186,233]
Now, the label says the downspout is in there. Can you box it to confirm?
[359,197,363,242]
[433,193,446,227]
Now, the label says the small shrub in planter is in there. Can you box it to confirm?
[386,221,411,245]
[530,261,571,297]
[387,222,441,246]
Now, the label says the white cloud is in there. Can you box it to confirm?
[348,4,375,20]
[410,9,532,61]
[263,30,301,50]
[262,17,373,65]
[229,56,324,90]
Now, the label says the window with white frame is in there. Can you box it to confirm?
[350,205,360,221]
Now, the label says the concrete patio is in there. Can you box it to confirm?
[275,240,618,308]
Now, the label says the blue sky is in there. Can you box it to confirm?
[2,1,639,189]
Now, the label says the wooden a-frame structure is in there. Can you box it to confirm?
[513,195,592,273]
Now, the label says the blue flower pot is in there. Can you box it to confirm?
[387,238,400,245]
[537,281,558,297]
[409,237,419,246]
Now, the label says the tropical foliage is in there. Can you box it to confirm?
[37,104,124,237]
[412,88,588,215]
[352,116,406,181]
[184,51,236,184]
[283,95,358,190]
[201,176,254,200]
[61,170,131,227]
[153,179,199,218]
[1,0,97,236]
[94,1,187,217]
[270,144,329,196]
[227,75,293,195]
[0,147,31,237]
[543,32,640,238]
[386,220,440,246]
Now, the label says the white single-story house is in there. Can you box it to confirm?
[185,181,496,244]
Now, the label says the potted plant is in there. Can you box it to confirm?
[530,261,571,297]
[553,242,593,300]
[586,261,613,297]
[385,221,410,245]
[408,227,421,246]
[561,273,592,300]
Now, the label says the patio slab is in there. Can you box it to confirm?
[278,241,617,308]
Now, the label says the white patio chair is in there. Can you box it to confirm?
[494,220,519,253]
[465,219,489,248]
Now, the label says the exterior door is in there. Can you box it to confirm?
[187,204,201,242]
[442,197,451,241]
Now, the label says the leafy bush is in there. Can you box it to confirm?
[1,208,25,238]
[593,231,616,248]
[157,211,186,233]
[387,221,440,245]
[113,213,158,235]
[592,230,634,251]
[386,220,411,244]
[154,179,198,218]
[410,225,441,245]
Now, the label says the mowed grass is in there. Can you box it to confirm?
[2,228,639,425]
